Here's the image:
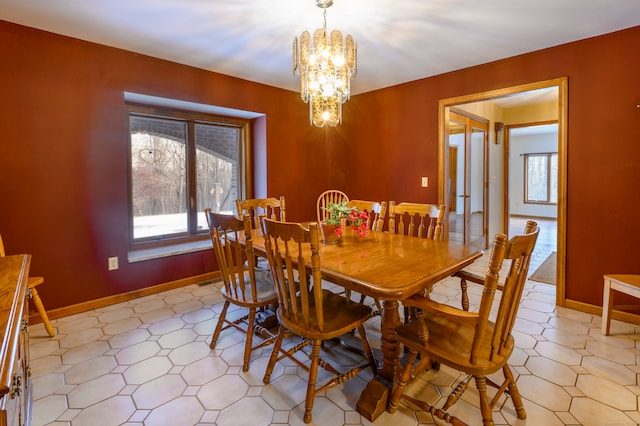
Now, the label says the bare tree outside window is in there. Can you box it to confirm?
[128,109,247,243]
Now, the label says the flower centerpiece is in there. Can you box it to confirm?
[323,201,370,241]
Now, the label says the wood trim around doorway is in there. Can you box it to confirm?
[437,77,568,308]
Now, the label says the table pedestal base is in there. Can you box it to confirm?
[356,376,391,422]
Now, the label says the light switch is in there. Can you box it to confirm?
[421,177,428,187]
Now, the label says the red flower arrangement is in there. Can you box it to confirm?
[325,201,369,238]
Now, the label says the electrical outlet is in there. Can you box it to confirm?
[421,176,428,187]
[108,256,119,271]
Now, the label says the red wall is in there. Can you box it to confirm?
[1,20,639,311]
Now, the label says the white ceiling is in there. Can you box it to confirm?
[1,0,638,96]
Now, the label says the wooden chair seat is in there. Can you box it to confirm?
[602,274,640,335]
[396,301,512,374]
[221,272,277,307]
[279,289,374,340]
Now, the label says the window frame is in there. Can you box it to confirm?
[523,152,558,205]
[126,102,253,248]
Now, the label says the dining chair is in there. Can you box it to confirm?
[204,209,278,372]
[260,218,378,424]
[388,201,446,240]
[236,196,286,230]
[316,190,349,223]
[236,196,285,270]
[387,201,446,321]
[347,199,388,232]
[0,233,55,337]
[387,221,539,426]
[452,220,540,312]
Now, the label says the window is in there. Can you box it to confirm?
[127,104,250,245]
[524,153,557,204]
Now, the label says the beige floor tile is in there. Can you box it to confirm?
[131,374,187,409]
[115,341,161,365]
[197,374,249,410]
[67,374,125,408]
[122,356,173,384]
[575,374,637,411]
[142,396,204,426]
[569,396,637,426]
[67,395,135,426]
[64,355,116,384]
[525,356,577,386]
[217,396,275,426]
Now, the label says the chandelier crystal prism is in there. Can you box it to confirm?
[293,0,357,127]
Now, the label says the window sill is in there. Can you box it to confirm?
[128,238,212,263]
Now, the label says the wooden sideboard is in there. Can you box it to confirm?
[0,255,32,426]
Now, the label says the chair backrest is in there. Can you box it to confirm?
[0,234,5,257]
[205,208,260,303]
[347,200,388,232]
[471,220,539,364]
[317,190,349,223]
[236,196,285,229]
[261,218,325,332]
[388,201,446,240]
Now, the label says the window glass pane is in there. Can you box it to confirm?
[550,153,558,203]
[195,123,240,230]
[130,116,187,239]
[527,155,548,202]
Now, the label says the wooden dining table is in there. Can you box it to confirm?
[247,225,483,421]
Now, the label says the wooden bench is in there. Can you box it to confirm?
[602,274,640,335]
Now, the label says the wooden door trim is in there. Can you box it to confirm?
[437,77,568,308]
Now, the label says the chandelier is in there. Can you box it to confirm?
[293,0,357,127]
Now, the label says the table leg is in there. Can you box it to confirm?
[356,299,401,421]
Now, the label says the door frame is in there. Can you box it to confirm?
[437,77,568,307]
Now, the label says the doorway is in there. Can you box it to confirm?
[437,78,568,307]
[505,122,558,282]
[447,108,489,250]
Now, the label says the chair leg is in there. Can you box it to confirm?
[303,339,322,424]
[503,364,526,420]
[242,308,257,372]
[263,325,285,384]
[357,325,378,377]
[387,348,418,414]
[474,376,495,426]
[210,301,230,349]
[30,287,54,337]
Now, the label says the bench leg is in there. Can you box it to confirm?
[602,278,613,335]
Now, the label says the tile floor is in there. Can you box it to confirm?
[29,221,640,426]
